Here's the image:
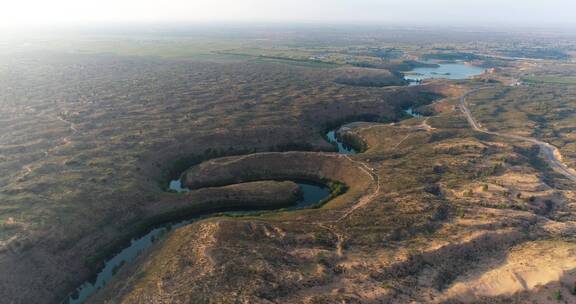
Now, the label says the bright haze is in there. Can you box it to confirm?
[1,0,576,29]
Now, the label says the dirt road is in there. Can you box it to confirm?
[460,88,576,183]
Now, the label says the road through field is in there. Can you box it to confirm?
[460,88,576,183]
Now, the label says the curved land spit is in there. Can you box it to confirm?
[330,115,439,221]
[66,146,376,303]
[67,119,434,303]
[460,88,576,183]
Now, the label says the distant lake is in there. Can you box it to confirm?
[404,62,485,82]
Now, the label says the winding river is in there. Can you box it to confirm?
[326,129,357,154]
[404,107,423,118]
[65,132,350,304]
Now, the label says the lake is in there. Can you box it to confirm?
[404,62,485,82]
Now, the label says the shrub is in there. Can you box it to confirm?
[328,181,347,196]
[424,184,442,196]
[554,289,562,301]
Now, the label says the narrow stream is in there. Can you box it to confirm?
[168,178,189,193]
[326,129,357,154]
[404,107,423,118]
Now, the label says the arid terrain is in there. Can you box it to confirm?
[1,27,576,303]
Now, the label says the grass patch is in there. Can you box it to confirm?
[522,76,576,85]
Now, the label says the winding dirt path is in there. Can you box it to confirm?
[327,117,435,223]
[316,223,345,257]
[56,116,79,134]
[21,115,81,176]
[460,88,576,183]
[336,154,380,221]
[330,114,437,221]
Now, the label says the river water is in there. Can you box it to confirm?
[66,119,364,304]
[66,171,335,303]
[326,130,357,154]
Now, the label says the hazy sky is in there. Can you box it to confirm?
[2,0,575,28]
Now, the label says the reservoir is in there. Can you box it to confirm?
[404,62,485,82]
